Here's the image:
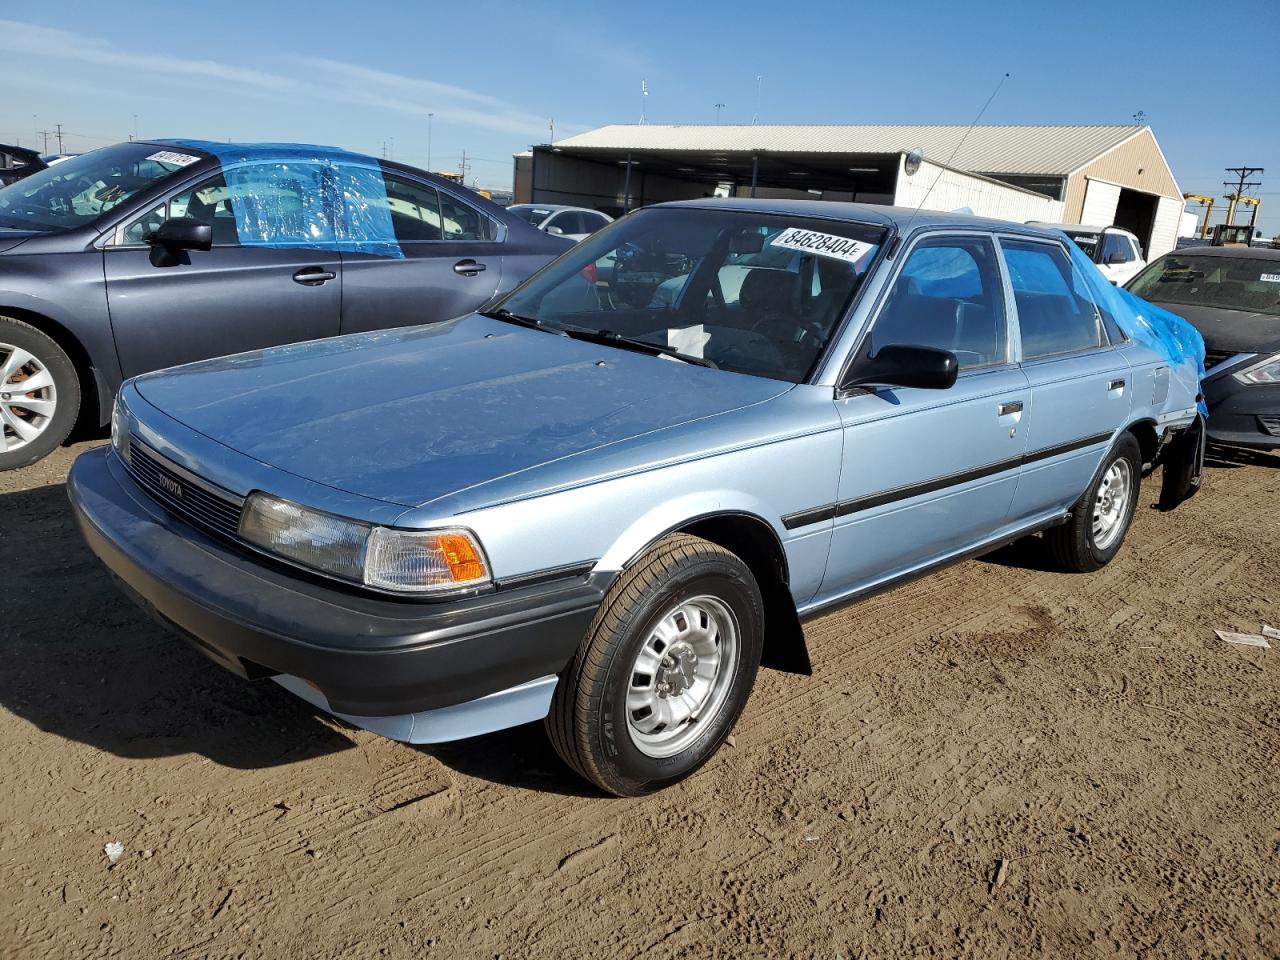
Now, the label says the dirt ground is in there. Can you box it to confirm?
[1,440,1277,959]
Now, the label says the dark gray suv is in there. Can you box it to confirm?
[0,139,570,469]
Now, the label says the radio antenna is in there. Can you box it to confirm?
[896,72,1011,249]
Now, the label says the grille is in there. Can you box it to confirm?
[1204,348,1234,370]
[126,442,244,540]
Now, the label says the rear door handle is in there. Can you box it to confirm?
[453,259,487,276]
[293,267,336,286]
[1108,378,1126,390]
[997,400,1023,416]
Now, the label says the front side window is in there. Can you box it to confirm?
[868,235,1007,370]
[1102,232,1133,264]
[497,208,886,383]
[547,211,582,235]
[1003,239,1105,359]
[117,174,237,247]
[0,142,202,232]
[1129,254,1280,318]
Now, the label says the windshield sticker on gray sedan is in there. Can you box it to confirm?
[146,151,202,167]
[668,324,710,358]
[1260,273,1280,283]
[769,227,874,264]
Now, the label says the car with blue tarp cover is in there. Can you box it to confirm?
[0,139,570,470]
[68,199,1206,796]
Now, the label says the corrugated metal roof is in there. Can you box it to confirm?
[550,124,1145,176]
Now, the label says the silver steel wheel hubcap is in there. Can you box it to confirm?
[626,595,740,759]
[0,342,57,454]
[1092,458,1132,550]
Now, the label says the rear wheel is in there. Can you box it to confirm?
[1045,433,1142,572]
[0,317,80,471]
[546,534,764,796]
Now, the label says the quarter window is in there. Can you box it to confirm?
[869,235,1007,370]
[1003,239,1105,359]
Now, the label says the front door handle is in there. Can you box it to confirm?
[453,259,487,276]
[1108,378,1126,391]
[997,400,1023,416]
[293,267,336,286]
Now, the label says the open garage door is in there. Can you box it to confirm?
[1081,178,1121,226]
[1147,196,1183,259]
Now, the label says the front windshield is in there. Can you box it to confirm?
[1129,254,1280,318]
[1063,230,1100,259]
[507,204,553,225]
[0,142,204,232]
[497,207,886,383]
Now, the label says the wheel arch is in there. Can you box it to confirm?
[1125,417,1160,468]
[0,305,107,430]
[626,510,811,677]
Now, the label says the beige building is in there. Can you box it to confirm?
[515,123,1183,257]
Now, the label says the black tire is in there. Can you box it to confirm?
[1044,433,1142,573]
[0,316,81,471]
[546,533,764,797]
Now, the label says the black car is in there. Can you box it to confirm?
[1127,246,1280,451]
[0,144,47,188]
[0,140,571,470]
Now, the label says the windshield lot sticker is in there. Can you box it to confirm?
[769,228,874,264]
[1260,273,1280,283]
[146,151,202,167]
[668,324,710,358]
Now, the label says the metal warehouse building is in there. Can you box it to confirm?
[514,123,1184,257]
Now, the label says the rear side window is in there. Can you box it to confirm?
[547,211,581,235]
[1003,239,1105,359]
[581,213,609,234]
[383,174,443,242]
[869,235,1007,370]
[438,192,497,241]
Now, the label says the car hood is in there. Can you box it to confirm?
[1149,300,1280,354]
[133,314,791,509]
[0,227,40,254]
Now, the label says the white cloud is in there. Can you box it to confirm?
[0,19,570,141]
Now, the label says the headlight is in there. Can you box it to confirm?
[1234,353,1280,385]
[238,492,490,595]
[110,397,130,460]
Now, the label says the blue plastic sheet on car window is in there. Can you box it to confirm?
[159,139,402,259]
[1060,233,1207,413]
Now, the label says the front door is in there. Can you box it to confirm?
[999,236,1132,522]
[816,233,1031,603]
[338,174,502,335]
[104,165,341,379]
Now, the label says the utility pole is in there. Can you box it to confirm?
[460,149,469,185]
[640,79,648,125]
[549,118,555,143]
[427,113,434,171]
[133,114,139,141]
[38,129,51,153]
[715,102,725,123]
[55,123,63,154]
[1223,166,1263,225]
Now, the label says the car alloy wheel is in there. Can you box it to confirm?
[1091,458,1132,551]
[0,342,58,454]
[625,595,740,759]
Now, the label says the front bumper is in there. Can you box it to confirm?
[1203,373,1280,451]
[67,447,602,731]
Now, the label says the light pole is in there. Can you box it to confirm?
[133,114,139,141]
[753,76,763,125]
[427,113,434,171]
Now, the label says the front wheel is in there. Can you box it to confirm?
[1044,433,1142,572]
[0,317,81,471]
[546,534,764,796]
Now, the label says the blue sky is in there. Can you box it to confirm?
[2,0,1277,233]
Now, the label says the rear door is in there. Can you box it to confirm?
[337,173,502,335]
[999,236,1132,523]
[104,163,342,378]
[814,232,1031,601]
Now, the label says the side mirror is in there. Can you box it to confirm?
[545,224,565,236]
[147,217,212,252]
[841,344,958,392]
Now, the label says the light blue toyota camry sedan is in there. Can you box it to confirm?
[68,199,1206,796]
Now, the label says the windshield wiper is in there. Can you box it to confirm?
[479,307,566,335]
[559,326,718,368]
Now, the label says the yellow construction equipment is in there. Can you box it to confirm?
[1182,193,1215,240]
